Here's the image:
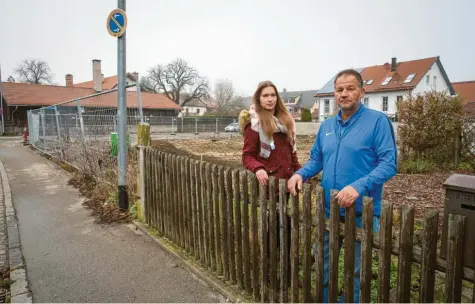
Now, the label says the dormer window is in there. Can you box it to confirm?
[381,77,392,86]
[365,79,374,85]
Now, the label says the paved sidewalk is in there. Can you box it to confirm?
[0,138,225,303]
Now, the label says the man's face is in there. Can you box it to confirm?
[334,74,365,113]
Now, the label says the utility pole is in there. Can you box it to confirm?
[117,0,128,211]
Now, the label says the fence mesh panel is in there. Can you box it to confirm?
[27,88,239,193]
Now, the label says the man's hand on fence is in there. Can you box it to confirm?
[287,174,303,196]
[336,185,359,207]
[255,169,269,186]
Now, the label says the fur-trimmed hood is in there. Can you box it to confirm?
[238,109,251,135]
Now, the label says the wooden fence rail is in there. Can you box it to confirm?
[142,148,475,303]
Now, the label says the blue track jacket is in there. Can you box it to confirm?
[296,104,397,217]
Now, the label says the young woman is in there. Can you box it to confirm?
[240,80,300,288]
[240,80,301,184]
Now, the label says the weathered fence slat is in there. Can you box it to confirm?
[178,157,184,248]
[202,162,210,269]
[249,173,260,301]
[328,191,340,303]
[219,166,230,281]
[268,177,278,303]
[397,205,415,303]
[302,184,312,303]
[154,151,160,232]
[359,197,373,304]
[207,163,216,272]
[171,155,177,243]
[191,160,199,260]
[179,157,187,249]
[143,149,149,225]
[174,156,180,244]
[152,150,159,230]
[291,192,300,303]
[147,149,153,226]
[157,151,163,235]
[279,179,289,303]
[343,204,356,303]
[226,168,236,284]
[233,170,243,289]
[314,186,325,303]
[259,182,268,302]
[445,213,466,303]
[185,158,191,252]
[149,150,155,228]
[164,153,170,237]
[212,165,222,275]
[198,161,206,266]
[420,208,438,303]
[377,201,393,303]
[241,172,251,294]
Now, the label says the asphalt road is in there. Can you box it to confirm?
[0,138,225,303]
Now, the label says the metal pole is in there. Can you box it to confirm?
[117,0,128,211]
[136,81,144,123]
[76,99,85,140]
[195,117,198,134]
[41,108,46,144]
[215,118,218,133]
[54,106,64,158]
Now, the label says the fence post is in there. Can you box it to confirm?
[454,136,460,167]
[194,117,199,135]
[54,106,64,159]
[136,81,144,123]
[215,118,218,134]
[137,123,150,221]
[76,98,85,140]
[40,108,46,144]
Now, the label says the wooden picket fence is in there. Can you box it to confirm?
[142,147,475,303]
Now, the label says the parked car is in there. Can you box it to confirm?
[224,122,239,132]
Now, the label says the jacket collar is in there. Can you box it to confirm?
[337,103,365,124]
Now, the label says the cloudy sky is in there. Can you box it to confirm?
[1,0,474,96]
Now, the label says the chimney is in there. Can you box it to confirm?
[65,74,73,87]
[92,59,102,92]
[391,57,397,72]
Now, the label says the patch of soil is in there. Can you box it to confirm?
[151,139,242,169]
[68,174,130,224]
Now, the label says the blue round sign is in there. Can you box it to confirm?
[107,9,127,37]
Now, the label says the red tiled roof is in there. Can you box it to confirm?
[452,81,475,104]
[464,102,475,117]
[316,57,438,96]
[74,75,119,90]
[74,73,138,90]
[1,82,181,110]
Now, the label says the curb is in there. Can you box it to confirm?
[133,221,251,303]
[0,160,32,303]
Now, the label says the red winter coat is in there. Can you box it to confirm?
[242,124,301,181]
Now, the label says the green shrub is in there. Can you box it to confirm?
[397,91,464,166]
[300,108,312,122]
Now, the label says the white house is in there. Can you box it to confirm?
[316,56,455,122]
[179,99,208,117]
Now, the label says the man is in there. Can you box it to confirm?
[287,69,397,303]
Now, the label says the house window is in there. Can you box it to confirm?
[381,77,392,86]
[397,96,403,102]
[363,97,369,107]
[433,76,437,89]
[426,75,430,85]
[196,108,200,114]
[365,79,374,85]
[186,108,189,114]
[324,99,330,114]
[382,96,388,112]
[403,73,416,83]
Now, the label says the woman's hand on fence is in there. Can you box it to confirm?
[336,185,359,207]
[255,169,269,185]
[287,174,303,196]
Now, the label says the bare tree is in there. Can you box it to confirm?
[7,76,15,83]
[143,58,209,106]
[210,80,245,116]
[14,59,54,84]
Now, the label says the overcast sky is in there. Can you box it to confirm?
[1,0,474,96]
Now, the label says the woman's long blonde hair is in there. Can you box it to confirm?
[252,80,294,140]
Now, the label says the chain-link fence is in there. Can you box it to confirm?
[27,87,239,192]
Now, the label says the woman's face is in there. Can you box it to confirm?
[259,86,277,112]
